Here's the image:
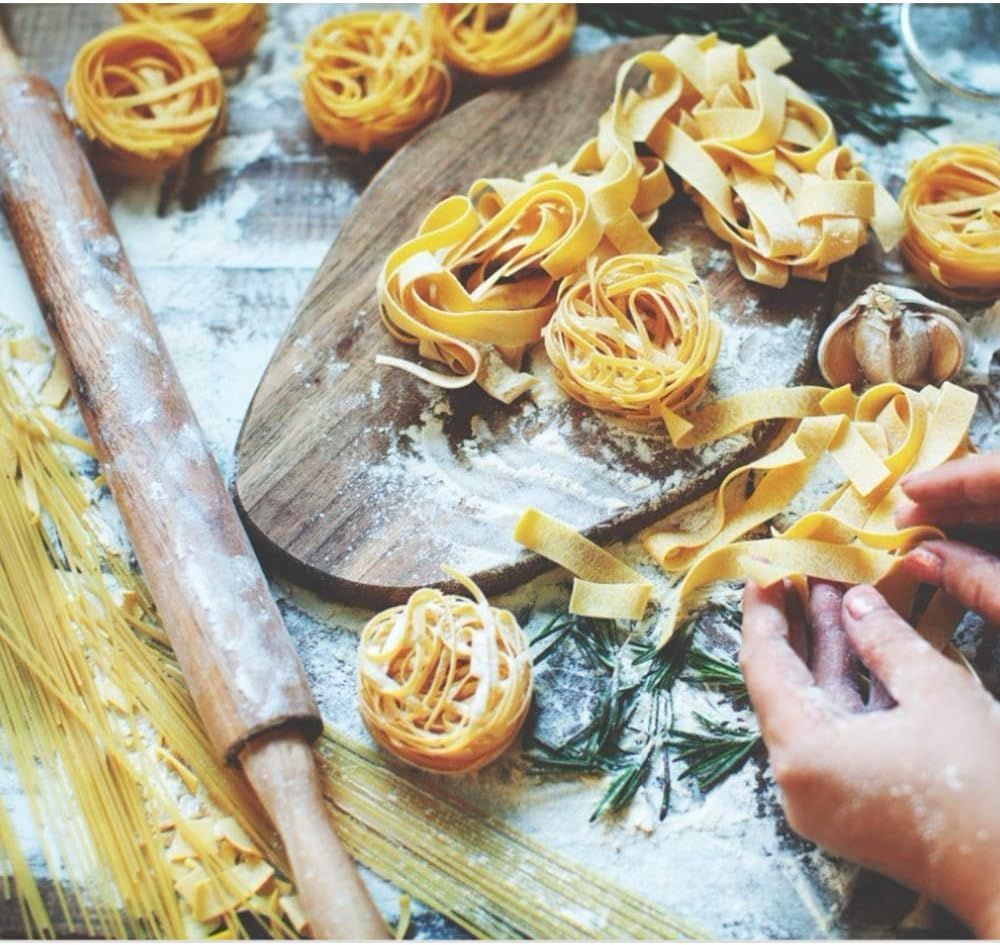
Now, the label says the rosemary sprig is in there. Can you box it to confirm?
[673,714,761,792]
[580,4,948,145]
[684,645,747,698]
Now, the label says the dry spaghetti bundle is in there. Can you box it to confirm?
[900,143,1000,301]
[300,11,451,154]
[116,3,267,66]
[66,22,224,177]
[424,3,576,77]
[358,569,532,774]
[544,251,721,425]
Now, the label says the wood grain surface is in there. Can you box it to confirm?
[234,36,841,608]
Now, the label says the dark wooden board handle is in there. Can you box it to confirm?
[0,29,385,939]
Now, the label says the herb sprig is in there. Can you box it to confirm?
[527,604,758,821]
[580,4,947,145]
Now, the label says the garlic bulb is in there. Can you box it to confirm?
[817,284,966,389]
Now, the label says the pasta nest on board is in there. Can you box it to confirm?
[543,250,722,425]
[300,11,451,155]
[116,3,267,67]
[66,22,224,178]
[357,570,533,774]
[424,3,577,77]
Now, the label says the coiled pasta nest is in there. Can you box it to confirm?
[66,23,224,178]
[543,251,722,426]
[358,570,533,774]
[900,142,1000,301]
[116,3,267,66]
[424,3,577,77]
[300,11,451,154]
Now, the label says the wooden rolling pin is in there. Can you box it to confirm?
[0,25,386,940]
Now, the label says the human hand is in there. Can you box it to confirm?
[740,579,1000,937]
[896,452,1000,625]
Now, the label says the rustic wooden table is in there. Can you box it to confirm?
[0,3,997,940]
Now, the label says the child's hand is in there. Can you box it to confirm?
[896,453,1000,625]
[741,580,1000,936]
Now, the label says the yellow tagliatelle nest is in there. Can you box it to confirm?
[66,23,224,178]
[544,251,721,424]
[300,11,451,154]
[116,3,267,66]
[425,3,576,77]
[358,570,532,773]
[900,143,1000,301]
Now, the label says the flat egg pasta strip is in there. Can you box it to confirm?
[300,11,451,155]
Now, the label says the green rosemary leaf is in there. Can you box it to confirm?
[684,645,747,696]
[672,714,761,791]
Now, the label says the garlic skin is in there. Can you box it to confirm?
[818,284,966,389]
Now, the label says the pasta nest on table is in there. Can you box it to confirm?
[544,251,722,425]
[300,11,451,155]
[66,22,224,178]
[900,142,1000,301]
[357,570,533,774]
[424,3,577,77]
[116,3,267,67]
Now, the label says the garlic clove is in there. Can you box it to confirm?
[818,283,966,389]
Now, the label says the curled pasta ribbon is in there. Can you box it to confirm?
[357,568,533,773]
[66,23,224,178]
[424,3,576,77]
[618,33,903,287]
[116,3,266,66]
[514,508,653,620]
[544,251,721,425]
[900,143,1000,301]
[300,11,451,155]
[644,380,978,644]
[377,52,672,401]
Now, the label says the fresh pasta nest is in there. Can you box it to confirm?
[424,3,577,77]
[300,11,451,154]
[66,22,224,178]
[116,3,267,66]
[358,570,532,773]
[900,142,1000,301]
[544,251,721,424]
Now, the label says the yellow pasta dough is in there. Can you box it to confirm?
[544,250,721,424]
[116,3,267,66]
[300,11,451,154]
[900,142,1000,300]
[66,22,224,178]
[425,3,577,77]
[357,569,533,773]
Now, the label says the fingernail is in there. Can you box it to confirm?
[893,499,916,527]
[844,585,882,620]
[906,545,944,581]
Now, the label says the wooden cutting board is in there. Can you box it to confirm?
[234,36,841,608]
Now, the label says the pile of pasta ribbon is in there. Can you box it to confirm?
[424,3,577,77]
[67,22,224,178]
[378,31,900,402]
[300,11,451,155]
[544,250,721,423]
[116,3,267,66]
[517,380,977,652]
[900,142,1000,301]
[358,569,533,773]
